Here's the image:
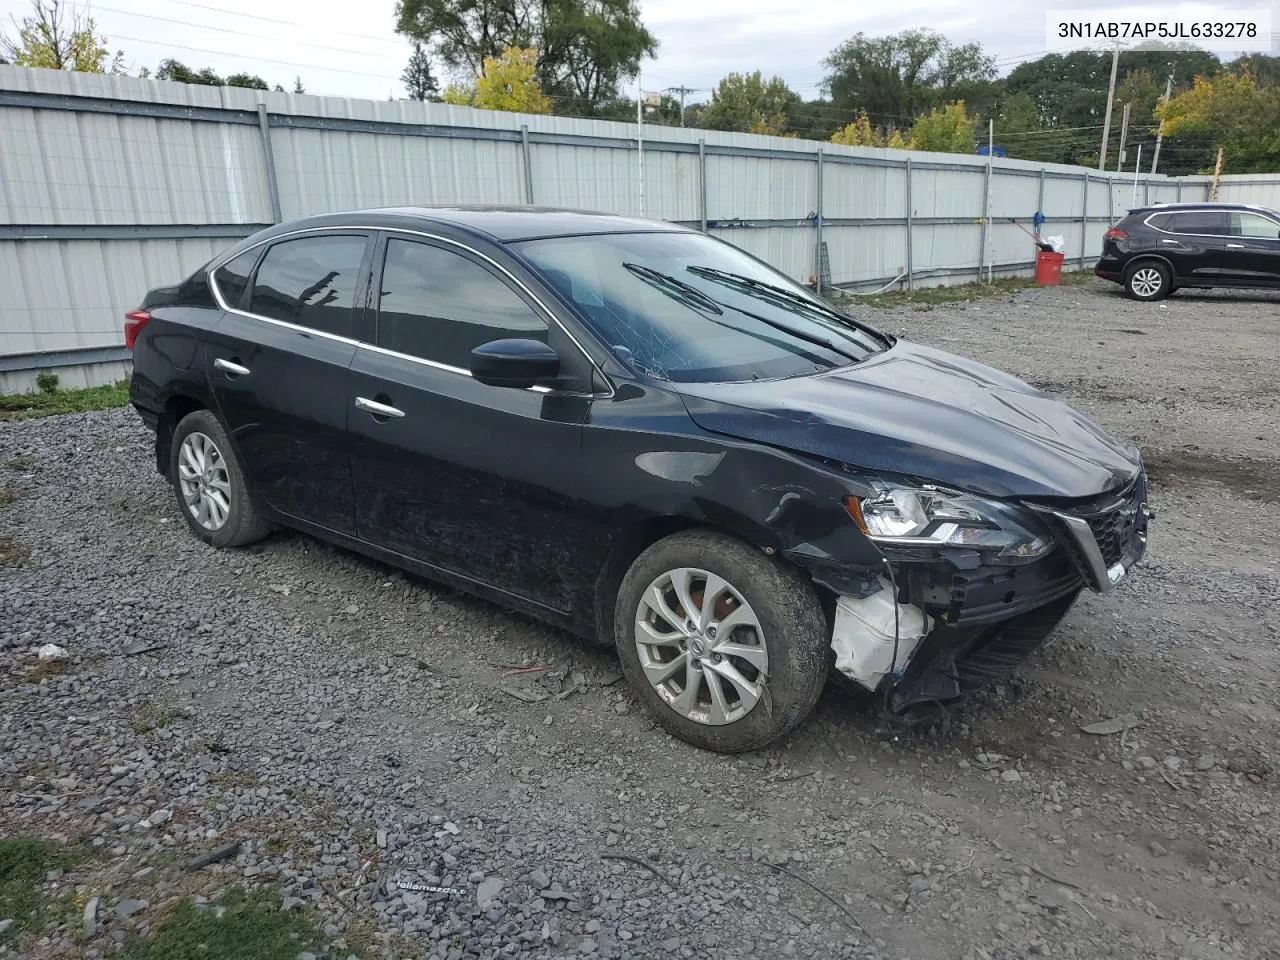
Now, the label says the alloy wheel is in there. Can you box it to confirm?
[177,431,231,531]
[1130,267,1164,298]
[634,567,769,725]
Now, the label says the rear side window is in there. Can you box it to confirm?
[213,248,261,308]
[1165,211,1228,235]
[1144,213,1171,231]
[250,235,369,338]
[1231,212,1280,238]
[376,238,547,369]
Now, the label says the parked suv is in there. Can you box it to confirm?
[128,206,1149,753]
[1096,201,1280,300]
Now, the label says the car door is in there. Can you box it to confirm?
[1153,210,1229,282]
[1221,211,1280,286]
[347,232,594,614]
[206,231,373,535]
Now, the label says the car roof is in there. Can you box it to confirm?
[273,205,692,243]
[1126,201,1278,215]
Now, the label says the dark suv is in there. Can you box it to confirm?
[128,206,1149,753]
[1095,201,1280,300]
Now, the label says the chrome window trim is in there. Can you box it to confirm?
[1140,209,1280,241]
[207,223,614,399]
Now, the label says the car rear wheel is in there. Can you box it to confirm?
[614,530,828,753]
[1124,261,1171,301]
[170,409,272,548]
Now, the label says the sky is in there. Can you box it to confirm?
[1,0,1273,104]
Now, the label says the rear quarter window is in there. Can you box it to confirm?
[212,248,262,309]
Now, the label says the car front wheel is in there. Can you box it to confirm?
[169,409,272,548]
[1124,261,1171,301]
[614,530,828,753]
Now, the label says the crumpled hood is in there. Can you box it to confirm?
[676,339,1142,500]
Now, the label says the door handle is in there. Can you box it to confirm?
[214,357,251,377]
[354,396,405,419]
[1159,239,1180,245]
[1226,243,1245,249]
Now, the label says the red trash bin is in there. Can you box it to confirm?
[1034,249,1065,286]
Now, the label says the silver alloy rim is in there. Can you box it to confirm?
[634,567,769,726]
[177,431,231,531]
[1130,268,1163,298]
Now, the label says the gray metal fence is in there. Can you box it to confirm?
[0,65,1260,392]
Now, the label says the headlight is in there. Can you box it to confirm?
[843,484,1053,561]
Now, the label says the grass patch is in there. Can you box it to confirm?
[22,658,72,683]
[119,887,333,960]
[836,270,1094,310]
[131,701,181,734]
[0,837,71,942]
[4,456,35,471]
[0,380,130,421]
[0,535,28,567]
[0,488,17,505]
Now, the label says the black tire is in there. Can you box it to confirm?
[169,408,272,548]
[1123,260,1172,301]
[613,530,829,753]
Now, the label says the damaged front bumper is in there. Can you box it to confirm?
[825,472,1151,717]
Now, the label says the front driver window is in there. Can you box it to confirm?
[375,239,548,369]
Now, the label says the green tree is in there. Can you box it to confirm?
[292,76,306,94]
[701,71,797,135]
[154,59,269,89]
[908,100,976,153]
[1158,71,1280,173]
[395,0,656,115]
[830,113,908,149]
[444,45,551,114]
[1228,54,1280,86]
[1,0,123,73]
[823,29,995,125]
[402,41,439,101]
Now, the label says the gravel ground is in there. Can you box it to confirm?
[2,277,1278,960]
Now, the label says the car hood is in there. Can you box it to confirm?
[675,339,1141,500]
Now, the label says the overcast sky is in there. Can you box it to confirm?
[2,0,1270,102]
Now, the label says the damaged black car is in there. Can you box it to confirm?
[127,206,1150,753]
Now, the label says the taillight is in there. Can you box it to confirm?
[1104,227,1128,240]
[124,309,151,351]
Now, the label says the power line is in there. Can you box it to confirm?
[108,33,402,84]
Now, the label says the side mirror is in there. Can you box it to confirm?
[469,338,560,389]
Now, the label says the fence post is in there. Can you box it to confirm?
[1080,174,1089,270]
[520,125,534,204]
[256,104,282,224]
[1176,180,1182,202]
[815,148,824,296]
[698,139,707,232]
[979,161,991,282]
[1037,168,1045,220]
[905,156,914,291]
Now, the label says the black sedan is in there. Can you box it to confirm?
[1095,201,1280,300]
[128,206,1149,753]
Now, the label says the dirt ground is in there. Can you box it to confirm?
[1,277,1278,960]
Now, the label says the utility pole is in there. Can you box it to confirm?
[1150,74,1173,174]
[636,71,645,217]
[1115,102,1131,173]
[1098,42,1121,170]
[1209,147,1224,200]
[665,85,697,127]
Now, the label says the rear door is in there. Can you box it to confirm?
[1221,211,1280,286]
[206,231,373,534]
[1151,210,1228,282]
[347,233,594,613]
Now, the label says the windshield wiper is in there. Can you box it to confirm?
[685,265,887,349]
[623,262,723,315]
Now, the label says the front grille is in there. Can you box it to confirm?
[1088,502,1140,567]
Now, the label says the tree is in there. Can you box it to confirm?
[402,41,439,101]
[292,76,306,94]
[444,45,551,114]
[1158,72,1280,173]
[908,100,976,153]
[1228,54,1280,87]
[394,0,656,115]
[823,29,994,125]
[830,113,908,149]
[1,0,123,73]
[154,59,269,89]
[701,71,797,136]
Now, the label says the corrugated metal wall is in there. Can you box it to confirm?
[2,65,1276,392]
